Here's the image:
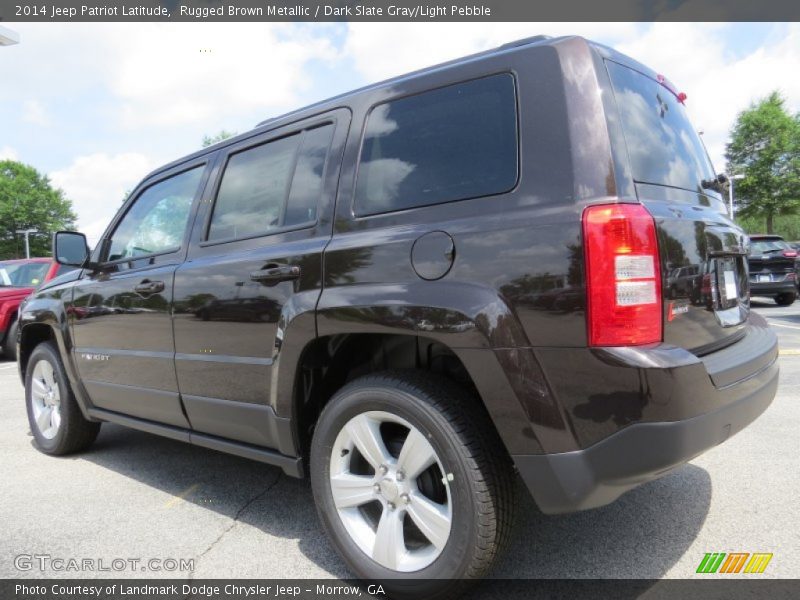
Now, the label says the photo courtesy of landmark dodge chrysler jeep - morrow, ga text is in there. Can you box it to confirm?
[16,36,778,599]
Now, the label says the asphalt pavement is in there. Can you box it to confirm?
[1,301,798,582]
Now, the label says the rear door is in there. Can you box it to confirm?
[605,60,749,353]
[172,110,349,448]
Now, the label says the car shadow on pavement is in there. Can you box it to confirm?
[493,464,711,578]
[77,424,711,580]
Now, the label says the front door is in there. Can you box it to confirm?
[71,162,210,427]
[172,111,349,448]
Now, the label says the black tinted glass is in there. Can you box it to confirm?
[108,167,203,262]
[606,61,717,194]
[285,124,335,226]
[209,134,300,241]
[355,73,518,216]
[750,239,789,255]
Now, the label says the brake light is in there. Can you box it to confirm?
[782,249,797,258]
[583,203,663,347]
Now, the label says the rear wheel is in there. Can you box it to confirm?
[310,371,515,599]
[2,318,18,360]
[25,341,100,455]
[776,292,796,306]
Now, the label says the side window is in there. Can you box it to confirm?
[355,73,518,216]
[207,124,334,242]
[286,125,335,226]
[108,166,203,262]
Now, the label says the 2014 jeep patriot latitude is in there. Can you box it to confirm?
[18,36,778,596]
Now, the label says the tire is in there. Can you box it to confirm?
[310,371,515,599]
[25,341,100,455]
[776,292,796,306]
[2,318,18,361]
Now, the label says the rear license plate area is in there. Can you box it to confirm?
[715,257,740,309]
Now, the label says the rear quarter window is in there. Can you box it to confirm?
[355,73,518,216]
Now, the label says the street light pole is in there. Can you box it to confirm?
[728,174,745,219]
[15,229,38,259]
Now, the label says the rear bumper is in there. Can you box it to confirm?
[516,317,779,514]
[750,280,796,295]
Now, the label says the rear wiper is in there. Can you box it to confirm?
[701,173,728,194]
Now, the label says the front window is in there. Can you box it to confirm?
[107,166,204,262]
[0,261,50,288]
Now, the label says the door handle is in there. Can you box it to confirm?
[250,264,300,286]
[134,280,165,295]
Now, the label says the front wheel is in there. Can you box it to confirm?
[25,341,101,455]
[776,292,797,306]
[310,372,515,599]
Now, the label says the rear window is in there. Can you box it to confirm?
[606,61,717,194]
[750,239,790,255]
[355,73,518,216]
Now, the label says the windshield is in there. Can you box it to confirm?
[0,261,50,287]
[750,239,791,255]
[606,60,718,194]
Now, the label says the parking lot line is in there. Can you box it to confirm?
[164,483,199,508]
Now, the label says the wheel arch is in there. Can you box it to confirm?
[17,297,94,420]
[275,283,569,462]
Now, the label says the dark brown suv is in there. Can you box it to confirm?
[18,35,778,598]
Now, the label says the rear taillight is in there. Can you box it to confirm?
[583,203,662,347]
[782,249,797,258]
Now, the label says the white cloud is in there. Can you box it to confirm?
[343,23,639,82]
[0,146,18,160]
[103,24,336,127]
[3,23,337,129]
[22,99,50,126]
[50,153,156,244]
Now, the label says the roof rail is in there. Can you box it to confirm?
[497,35,552,51]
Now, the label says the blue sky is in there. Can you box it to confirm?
[1,22,798,242]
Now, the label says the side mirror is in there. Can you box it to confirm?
[53,231,90,267]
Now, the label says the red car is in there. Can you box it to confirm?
[0,258,74,360]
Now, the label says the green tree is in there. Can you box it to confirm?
[202,130,237,148]
[0,160,77,259]
[726,91,800,233]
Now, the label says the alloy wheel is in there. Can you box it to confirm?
[329,411,452,572]
[30,360,62,440]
